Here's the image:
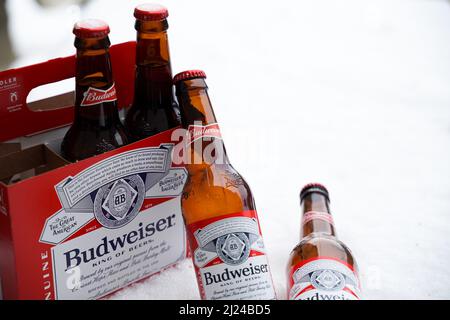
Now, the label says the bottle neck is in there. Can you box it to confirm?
[74,37,119,125]
[176,78,230,166]
[133,20,174,109]
[300,192,336,239]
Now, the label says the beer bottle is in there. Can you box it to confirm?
[124,4,180,141]
[61,19,129,162]
[174,70,276,300]
[287,183,361,300]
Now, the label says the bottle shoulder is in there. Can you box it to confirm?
[186,164,252,195]
[182,165,257,224]
[288,234,357,270]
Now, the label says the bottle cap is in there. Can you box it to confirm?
[300,183,329,201]
[73,19,110,39]
[134,3,169,21]
[173,70,207,84]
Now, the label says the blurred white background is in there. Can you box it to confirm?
[2,0,450,299]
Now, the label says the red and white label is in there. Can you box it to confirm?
[37,145,187,300]
[80,83,117,107]
[187,210,276,300]
[288,257,361,300]
[186,123,222,145]
[302,211,334,226]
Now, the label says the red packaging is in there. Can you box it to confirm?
[0,42,188,300]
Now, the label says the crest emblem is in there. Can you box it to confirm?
[216,232,250,265]
[311,269,346,291]
[94,174,145,229]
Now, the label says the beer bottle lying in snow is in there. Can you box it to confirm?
[124,4,180,141]
[174,70,276,300]
[287,183,361,300]
[61,19,129,162]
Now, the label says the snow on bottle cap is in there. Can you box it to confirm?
[134,3,169,21]
[73,19,110,39]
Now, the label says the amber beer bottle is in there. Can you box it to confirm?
[287,183,361,300]
[124,4,180,141]
[61,19,129,162]
[174,70,276,300]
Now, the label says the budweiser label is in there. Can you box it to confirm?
[51,199,185,299]
[187,211,276,300]
[289,257,360,300]
[80,83,117,107]
[186,123,222,145]
[39,146,188,299]
[302,211,334,226]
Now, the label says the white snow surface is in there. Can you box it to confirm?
[5,0,450,299]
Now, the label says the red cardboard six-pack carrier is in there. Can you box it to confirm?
[0,41,189,300]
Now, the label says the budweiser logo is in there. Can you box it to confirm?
[63,214,177,270]
[186,123,222,145]
[80,83,117,107]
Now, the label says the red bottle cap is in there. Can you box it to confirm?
[173,70,207,83]
[134,3,169,21]
[73,19,110,39]
[300,183,329,201]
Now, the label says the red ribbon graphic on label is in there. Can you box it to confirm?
[186,123,222,145]
[80,83,117,107]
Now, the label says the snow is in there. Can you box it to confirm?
[5,0,450,299]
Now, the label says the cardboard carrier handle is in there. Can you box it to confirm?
[0,41,136,143]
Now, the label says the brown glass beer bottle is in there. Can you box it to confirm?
[174,70,276,300]
[287,183,361,300]
[124,4,180,141]
[61,19,129,162]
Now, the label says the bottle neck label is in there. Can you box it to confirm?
[186,123,222,146]
[187,210,276,300]
[171,122,228,166]
[288,257,361,300]
[302,210,334,226]
[80,83,117,107]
